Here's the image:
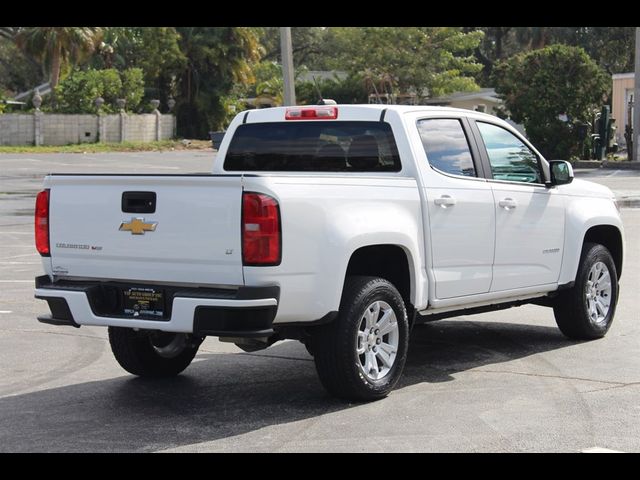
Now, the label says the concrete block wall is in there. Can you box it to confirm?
[102,115,121,143]
[0,112,175,146]
[0,114,35,146]
[161,116,175,139]
[77,115,99,143]
[127,114,157,143]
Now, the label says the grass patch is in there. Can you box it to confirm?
[0,139,212,154]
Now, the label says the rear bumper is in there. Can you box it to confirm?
[34,275,279,337]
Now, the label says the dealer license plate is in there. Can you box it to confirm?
[123,287,165,318]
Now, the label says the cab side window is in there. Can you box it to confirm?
[476,122,542,184]
[417,118,477,177]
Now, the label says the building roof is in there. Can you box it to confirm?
[612,72,634,80]
[424,88,500,105]
[297,70,348,83]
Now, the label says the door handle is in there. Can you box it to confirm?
[434,195,456,208]
[499,197,517,210]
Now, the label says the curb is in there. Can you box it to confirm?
[602,161,640,170]
[573,160,640,170]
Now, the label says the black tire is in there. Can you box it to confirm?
[553,243,619,340]
[311,276,409,401]
[108,327,201,377]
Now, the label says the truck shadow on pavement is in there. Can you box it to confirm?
[0,319,581,452]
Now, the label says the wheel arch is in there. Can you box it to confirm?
[342,244,416,323]
[583,225,623,279]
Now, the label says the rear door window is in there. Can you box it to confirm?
[224,121,401,172]
[417,118,477,177]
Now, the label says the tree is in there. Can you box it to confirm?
[55,68,145,113]
[319,27,484,98]
[297,74,368,105]
[0,36,45,96]
[91,27,186,104]
[0,27,18,41]
[492,44,610,159]
[563,27,635,74]
[469,27,636,85]
[174,27,262,137]
[15,27,103,93]
[252,61,284,105]
[258,27,329,68]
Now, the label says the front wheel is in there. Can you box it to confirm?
[108,327,202,377]
[311,276,409,401]
[553,243,619,340]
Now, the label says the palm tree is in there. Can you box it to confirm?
[0,27,18,41]
[15,27,103,92]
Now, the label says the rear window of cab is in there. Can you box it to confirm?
[223,121,401,172]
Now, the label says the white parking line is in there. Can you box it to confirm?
[0,310,13,314]
[2,253,37,259]
[0,280,33,282]
[582,447,624,453]
[0,261,39,265]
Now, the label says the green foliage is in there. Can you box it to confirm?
[258,27,329,68]
[55,68,145,113]
[470,27,635,85]
[297,74,368,105]
[15,27,103,90]
[3,26,632,142]
[175,27,262,137]
[319,27,483,98]
[120,68,144,111]
[492,44,610,159]
[0,37,45,96]
[566,27,635,74]
[252,61,284,104]
[92,27,186,105]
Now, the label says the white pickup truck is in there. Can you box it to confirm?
[34,105,624,401]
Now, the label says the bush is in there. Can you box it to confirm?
[55,68,145,113]
[492,45,609,159]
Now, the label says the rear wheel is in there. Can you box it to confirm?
[108,327,202,377]
[553,243,618,340]
[311,276,409,401]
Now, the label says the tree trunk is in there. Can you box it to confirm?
[495,29,504,60]
[50,44,61,107]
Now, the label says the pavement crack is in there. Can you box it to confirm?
[581,382,640,394]
[473,369,626,387]
[239,352,314,363]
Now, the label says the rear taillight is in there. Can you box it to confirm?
[242,192,281,266]
[285,106,338,120]
[35,189,50,256]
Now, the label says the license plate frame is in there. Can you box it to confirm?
[122,286,165,318]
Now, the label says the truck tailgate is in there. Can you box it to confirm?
[45,175,244,286]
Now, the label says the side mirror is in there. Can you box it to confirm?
[549,160,574,186]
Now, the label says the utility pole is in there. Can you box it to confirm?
[280,27,296,106]
[634,27,640,161]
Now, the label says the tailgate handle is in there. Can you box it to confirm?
[122,191,156,214]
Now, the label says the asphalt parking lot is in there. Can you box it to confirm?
[0,151,639,452]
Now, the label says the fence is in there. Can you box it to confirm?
[0,110,176,146]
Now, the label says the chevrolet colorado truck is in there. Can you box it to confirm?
[34,105,624,401]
